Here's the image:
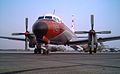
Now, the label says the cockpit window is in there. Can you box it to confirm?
[45,16,52,19]
[38,14,62,23]
[53,17,59,22]
[56,18,59,22]
[38,16,44,19]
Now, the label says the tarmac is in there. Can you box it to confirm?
[0,51,120,74]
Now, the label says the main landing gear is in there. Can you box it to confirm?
[89,47,97,54]
[89,43,97,54]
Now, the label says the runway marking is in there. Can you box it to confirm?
[0,64,84,74]
[1,60,120,74]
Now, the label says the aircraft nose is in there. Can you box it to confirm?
[32,22,48,38]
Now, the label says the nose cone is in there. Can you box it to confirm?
[32,22,48,38]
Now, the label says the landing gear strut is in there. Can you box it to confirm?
[34,48,41,54]
[89,47,97,54]
[93,48,97,53]
[89,43,97,54]
[34,44,41,54]
[93,43,97,53]
[34,44,49,55]
[89,48,92,54]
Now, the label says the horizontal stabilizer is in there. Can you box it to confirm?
[12,33,25,35]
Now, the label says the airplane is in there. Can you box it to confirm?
[0,14,120,54]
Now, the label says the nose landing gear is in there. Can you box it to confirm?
[34,44,49,55]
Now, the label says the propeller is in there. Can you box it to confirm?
[25,18,28,50]
[89,15,95,53]
[12,18,29,50]
[74,14,111,54]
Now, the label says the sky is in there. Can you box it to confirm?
[0,0,120,49]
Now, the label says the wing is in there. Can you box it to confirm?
[67,36,120,45]
[0,35,120,45]
[0,36,25,41]
[98,36,120,42]
[67,39,88,45]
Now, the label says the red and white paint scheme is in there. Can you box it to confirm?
[32,14,78,54]
[0,14,120,54]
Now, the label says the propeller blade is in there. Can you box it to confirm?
[96,31,111,34]
[74,31,89,34]
[25,18,28,50]
[12,33,25,35]
[91,15,94,30]
[25,18,28,32]
[12,32,33,36]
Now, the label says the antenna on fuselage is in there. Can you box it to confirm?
[72,15,75,33]
[53,9,55,15]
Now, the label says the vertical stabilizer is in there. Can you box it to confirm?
[72,15,75,33]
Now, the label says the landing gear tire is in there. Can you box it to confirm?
[43,50,49,55]
[46,50,49,54]
[38,49,41,54]
[93,48,97,53]
[89,48,92,54]
[34,48,41,54]
[34,48,37,54]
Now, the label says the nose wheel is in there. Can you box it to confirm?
[34,44,41,54]
[34,44,49,55]
[34,48,41,54]
[43,49,49,55]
